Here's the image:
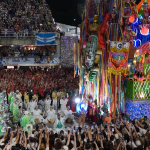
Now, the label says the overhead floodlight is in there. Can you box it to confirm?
[75,97,80,103]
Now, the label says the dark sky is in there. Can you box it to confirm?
[47,0,142,26]
[47,0,85,26]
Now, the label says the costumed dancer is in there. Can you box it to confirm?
[20,111,35,132]
[76,99,88,128]
[32,106,44,123]
[60,96,68,111]
[44,106,57,123]
[1,90,7,100]
[3,97,9,112]
[44,95,51,112]
[8,91,14,104]
[53,113,65,134]
[0,107,8,136]
[16,90,22,101]
[64,106,75,123]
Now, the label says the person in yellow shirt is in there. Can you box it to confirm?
[24,92,29,109]
[52,90,58,110]
[60,90,66,99]
[33,92,38,101]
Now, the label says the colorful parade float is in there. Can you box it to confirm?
[74,0,150,122]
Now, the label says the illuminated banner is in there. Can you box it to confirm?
[108,41,130,75]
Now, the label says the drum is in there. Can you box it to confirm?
[66,118,72,123]
[50,119,55,124]
[34,119,40,124]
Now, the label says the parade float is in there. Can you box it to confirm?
[74,0,150,121]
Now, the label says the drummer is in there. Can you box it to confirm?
[44,106,56,123]
[45,95,51,112]
[32,106,44,123]
[64,106,74,121]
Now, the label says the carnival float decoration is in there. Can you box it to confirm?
[74,0,150,121]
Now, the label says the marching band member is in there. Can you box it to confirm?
[32,106,44,123]
[60,96,68,111]
[44,95,51,112]
[44,106,56,123]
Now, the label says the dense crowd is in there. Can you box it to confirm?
[0,46,56,60]
[0,68,79,99]
[0,111,150,150]
[0,0,60,38]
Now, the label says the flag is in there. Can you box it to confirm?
[36,33,56,45]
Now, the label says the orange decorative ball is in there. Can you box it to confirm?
[129,15,135,23]
[140,27,149,35]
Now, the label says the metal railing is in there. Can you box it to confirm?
[0,31,60,39]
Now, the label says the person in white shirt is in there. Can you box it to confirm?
[64,106,74,122]
[32,106,44,123]
[44,95,51,112]
[44,106,56,123]
[60,97,68,111]
[54,113,65,133]
[38,98,45,112]
[28,97,37,112]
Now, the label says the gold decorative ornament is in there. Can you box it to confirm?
[90,15,99,33]
[94,54,100,64]
[96,46,102,54]
[111,47,129,53]
[108,68,127,75]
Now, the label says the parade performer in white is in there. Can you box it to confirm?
[44,106,56,123]
[32,106,44,123]
[64,106,74,121]
[54,113,65,133]
[60,97,68,111]
[28,97,37,112]
[44,95,51,112]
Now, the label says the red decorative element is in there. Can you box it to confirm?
[138,42,149,49]
[83,39,87,48]
[85,19,89,37]
[140,27,149,35]
[129,15,135,23]
[98,14,111,49]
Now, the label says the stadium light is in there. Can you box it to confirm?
[75,97,80,103]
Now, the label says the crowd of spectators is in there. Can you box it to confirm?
[0,68,79,100]
[0,111,150,150]
[0,46,57,61]
[0,0,60,38]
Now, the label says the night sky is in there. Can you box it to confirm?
[46,0,85,26]
[47,0,142,26]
